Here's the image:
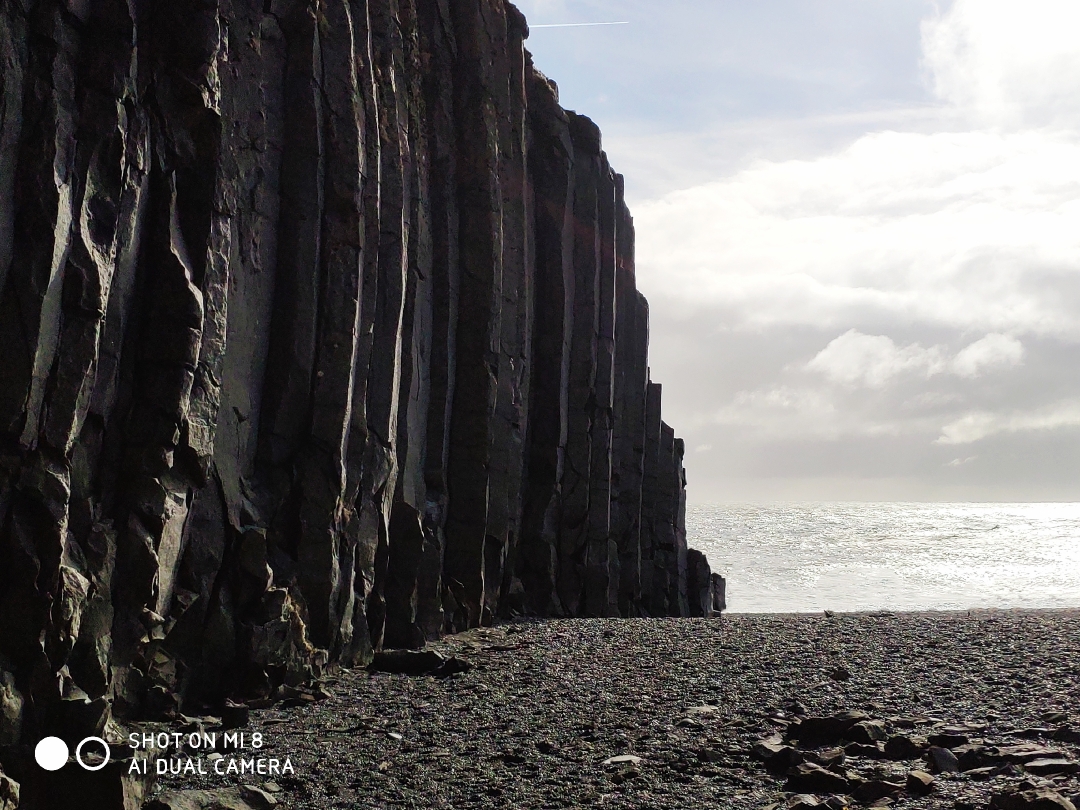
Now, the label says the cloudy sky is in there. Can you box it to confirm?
[515,0,1080,503]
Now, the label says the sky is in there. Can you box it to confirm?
[515,0,1080,503]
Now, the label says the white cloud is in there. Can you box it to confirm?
[936,401,1080,445]
[922,0,1080,128]
[635,129,1080,338]
[806,330,945,387]
[951,333,1024,378]
[806,331,1024,388]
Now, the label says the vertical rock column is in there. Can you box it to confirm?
[557,113,600,616]
[686,549,716,618]
[639,382,663,615]
[485,4,532,623]
[383,0,437,652]
[583,159,618,617]
[358,0,416,653]
[518,66,574,617]
[413,0,461,642]
[651,421,678,615]
[442,0,509,631]
[672,437,690,618]
[610,181,648,617]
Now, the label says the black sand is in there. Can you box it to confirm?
[153,610,1080,809]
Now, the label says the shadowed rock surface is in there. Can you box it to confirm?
[0,0,720,804]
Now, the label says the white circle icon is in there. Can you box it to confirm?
[75,736,110,771]
[34,737,69,771]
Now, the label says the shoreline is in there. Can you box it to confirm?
[723,607,1080,617]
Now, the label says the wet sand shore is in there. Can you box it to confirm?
[153,610,1080,809]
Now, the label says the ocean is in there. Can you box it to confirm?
[687,502,1080,613]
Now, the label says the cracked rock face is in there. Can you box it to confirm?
[0,0,719,800]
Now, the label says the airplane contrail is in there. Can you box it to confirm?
[531,21,630,28]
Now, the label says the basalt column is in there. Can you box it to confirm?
[485,5,532,625]
[382,0,439,652]
[650,421,680,616]
[517,66,573,617]
[410,0,461,644]
[442,0,513,632]
[610,182,648,617]
[582,158,618,618]
[640,381,664,615]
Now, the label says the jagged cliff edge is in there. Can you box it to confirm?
[0,0,722,799]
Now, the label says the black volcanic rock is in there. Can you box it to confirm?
[786,762,850,794]
[0,0,718,802]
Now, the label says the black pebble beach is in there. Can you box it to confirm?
[152,610,1080,809]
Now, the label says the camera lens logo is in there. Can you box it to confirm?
[35,736,111,771]
[34,738,67,771]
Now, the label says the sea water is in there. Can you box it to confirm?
[687,502,1080,613]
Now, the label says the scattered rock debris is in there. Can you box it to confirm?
[149,611,1080,809]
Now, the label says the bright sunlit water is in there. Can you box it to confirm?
[688,502,1080,613]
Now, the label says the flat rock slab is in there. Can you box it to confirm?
[996,745,1063,763]
[1025,758,1080,775]
[602,755,644,767]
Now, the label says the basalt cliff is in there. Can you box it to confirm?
[0,0,721,804]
